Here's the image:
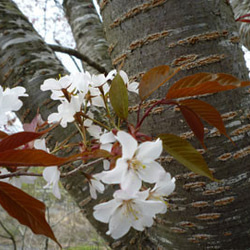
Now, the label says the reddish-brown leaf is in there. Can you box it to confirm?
[179,99,230,140]
[166,72,249,99]
[179,105,206,148]
[81,149,112,160]
[139,65,180,100]
[0,182,61,248]
[0,131,8,139]
[0,131,46,152]
[0,149,75,166]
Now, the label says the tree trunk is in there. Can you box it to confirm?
[63,0,112,73]
[0,0,79,153]
[92,0,250,249]
[1,0,250,249]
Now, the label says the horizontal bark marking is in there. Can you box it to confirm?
[129,30,169,51]
[181,54,226,70]
[168,30,229,48]
[183,182,206,190]
[202,186,230,195]
[213,196,235,206]
[231,124,250,136]
[233,145,250,159]
[195,213,221,220]
[171,54,198,67]
[218,152,232,161]
[191,201,209,208]
[109,0,167,28]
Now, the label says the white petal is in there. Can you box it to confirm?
[121,169,141,194]
[34,139,47,151]
[100,131,116,144]
[106,69,117,81]
[109,206,131,239]
[92,74,107,87]
[137,161,165,183]
[87,125,102,139]
[100,158,127,184]
[116,131,137,159]
[152,173,175,197]
[127,82,139,94]
[136,138,162,162]
[40,78,59,91]
[119,70,129,83]
[103,160,110,170]
[100,143,113,152]
[91,95,105,107]
[136,200,166,217]
[93,199,120,223]
[52,182,61,199]
[89,183,97,199]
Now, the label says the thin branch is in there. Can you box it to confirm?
[48,44,108,74]
[0,158,104,179]
[0,172,42,179]
[60,158,104,177]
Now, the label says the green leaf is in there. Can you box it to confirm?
[0,182,61,248]
[139,65,180,101]
[109,73,128,120]
[159,133,215,180]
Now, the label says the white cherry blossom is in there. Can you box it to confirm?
[40,75,73,100]
[99,131,116,170]
[48,94,84,128]
[0,86,28,126]
[99,131,165,193]
[83,111,102,139]
[106,69,139,94]
[88,174,105,199]
[93,188,165,239]
[149,172,176,213]
[34,139,61,199]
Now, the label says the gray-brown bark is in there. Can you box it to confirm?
[0,0,79,153]
[1,0,250,249]
[63,0,112,73]
[91,0,249,249]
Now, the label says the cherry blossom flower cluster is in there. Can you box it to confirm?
[40,69,175,239]
[93,130,175,239]
[0,69,175,240]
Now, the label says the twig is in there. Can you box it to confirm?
[0,172,42,179]
[60,158,104,177]
[48,44,108,74]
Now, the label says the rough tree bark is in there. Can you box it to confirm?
[63,0,112,73]
[95,0,250,249]
[0,0,250,249]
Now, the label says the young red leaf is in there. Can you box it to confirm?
[0,131,46,152]
[159,133,215,180]
[0,130,8,139]
[0,149,75,166]
[109,73,128,120]
[139,65,180,100]
[179,105,206,148]
[0,182,61,248]
[179,99,231,141]
[81,149,112,160]
[166,72,249,99]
